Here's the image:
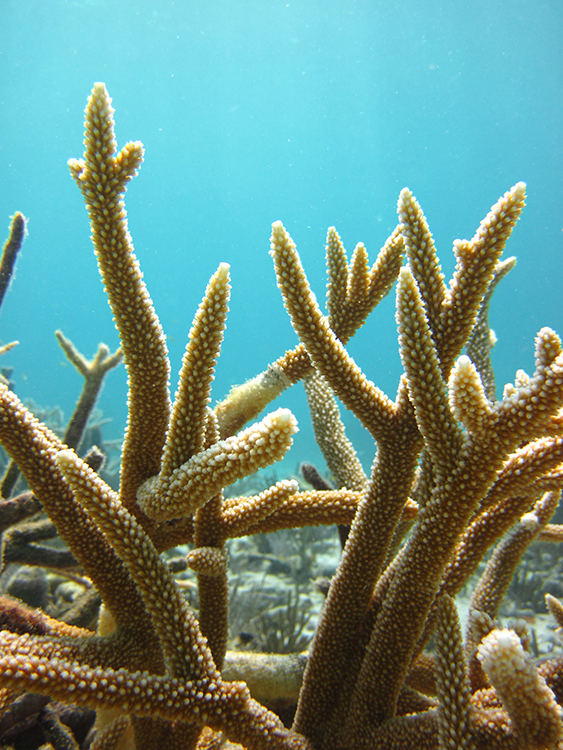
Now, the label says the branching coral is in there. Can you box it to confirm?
[0,83,562,750]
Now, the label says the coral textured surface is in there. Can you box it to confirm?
[0,84,562,750]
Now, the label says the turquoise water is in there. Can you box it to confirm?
[1,0,562,473]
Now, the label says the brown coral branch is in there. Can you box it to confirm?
[0,213,25,312]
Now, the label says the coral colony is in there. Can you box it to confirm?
[0,83,562,749]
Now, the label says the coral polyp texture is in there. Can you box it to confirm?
[0,82,562,749]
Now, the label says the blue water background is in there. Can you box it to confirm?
[1,1,562,475]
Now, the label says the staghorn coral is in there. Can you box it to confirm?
[0,212,26,313]
[0,83,561,750]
